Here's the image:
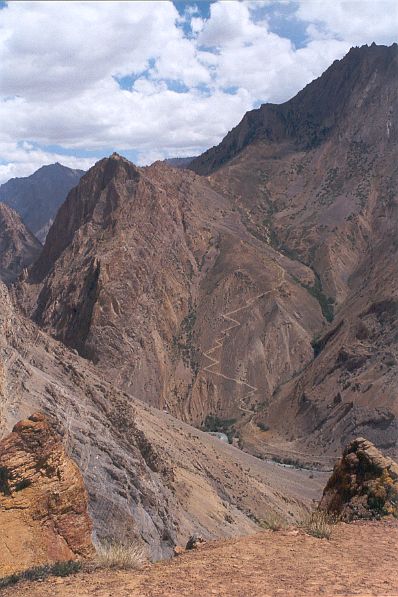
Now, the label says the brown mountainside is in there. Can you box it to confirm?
[0,203,42,283]
[19,154,323,436]
[190,43,398,460]
[16,44,398,465]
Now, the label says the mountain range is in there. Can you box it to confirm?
[0,43,397,558]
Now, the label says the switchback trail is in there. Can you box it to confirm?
[202,267,285,417]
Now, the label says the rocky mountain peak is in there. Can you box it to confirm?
[28,154,140,283]
[92,152,140,188]
[191,43,398,174]
[110,151,126,160]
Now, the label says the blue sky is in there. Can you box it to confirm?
[0,0,397,182]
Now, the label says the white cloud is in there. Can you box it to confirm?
[196,2,349,103]
[199,1,264,48]
[297,0,398,46]
[0,141,97,183]
[0,1,182,100]
[0,0,397,181]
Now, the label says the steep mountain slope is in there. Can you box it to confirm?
[0,203,42,283]
[18,153,323,436]
[0,163,84,241]
[16,44,398,464]
[189,44,398,459]
[191,43,398,178]
[0,282,324,560]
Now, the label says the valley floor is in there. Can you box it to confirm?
[6,520,398,597]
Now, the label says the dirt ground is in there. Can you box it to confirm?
[4,520,398,597]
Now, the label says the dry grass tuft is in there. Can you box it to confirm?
[260,511,287,532]
[94,540,148,570]
[301,510,339,539]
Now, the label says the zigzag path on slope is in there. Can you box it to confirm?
[202,266,286,417]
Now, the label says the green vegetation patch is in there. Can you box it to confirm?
[303,275,334,323]
[172,308,200,375]
[202,415,237,443]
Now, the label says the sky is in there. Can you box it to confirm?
[0,0,397,183]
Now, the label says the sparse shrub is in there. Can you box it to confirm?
[300,510,338,539]
[95,540,147,570]
[15,478,32,491]
[0,561,81,589]
[260,512,287,531]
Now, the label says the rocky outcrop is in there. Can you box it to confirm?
[0,413,94,576]
[319,437,398,520]
[0,203,42,283]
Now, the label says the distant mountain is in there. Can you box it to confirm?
[163,157,195,168]
[0,203,42,283]
[0,163,84,241]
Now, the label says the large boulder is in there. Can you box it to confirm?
[0,413,94,576]
[319,437,398,521]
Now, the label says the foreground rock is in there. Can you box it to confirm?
[0,413,94,576]
[319,437,398,520]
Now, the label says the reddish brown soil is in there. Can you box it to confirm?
[5,521,398,597]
